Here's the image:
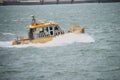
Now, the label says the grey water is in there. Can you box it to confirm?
[0,3,120,80]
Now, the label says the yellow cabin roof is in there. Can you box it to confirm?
[28,22,58,29]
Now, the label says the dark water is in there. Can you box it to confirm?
[0,3,120,80]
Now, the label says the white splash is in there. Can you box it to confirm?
[0,33,95,48]
[0,41,13,47]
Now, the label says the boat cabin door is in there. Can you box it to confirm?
[48,26,54,36]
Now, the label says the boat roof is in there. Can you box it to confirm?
[28,22,58,29]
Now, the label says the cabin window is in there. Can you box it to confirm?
[48,26,54,36]
[39,28,44,32]
[50,31,53,35]
[43,27,48,33]
[55,26,58,30]
[49,27,53,30]
[46,27,48,32]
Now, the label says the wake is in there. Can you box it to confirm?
[0,33,95,48]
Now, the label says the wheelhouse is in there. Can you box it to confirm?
[28,22,64,40]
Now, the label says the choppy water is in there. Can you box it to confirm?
[0,3,120,80]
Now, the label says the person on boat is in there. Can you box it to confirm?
[31,15,36,24]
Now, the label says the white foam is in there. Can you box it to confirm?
[0,33,95,48]
[0,41,13,47]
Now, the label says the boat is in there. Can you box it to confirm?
[12,16,85,45]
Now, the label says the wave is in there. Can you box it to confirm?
[0,33,95,48]
[93,66,120,72]
[3,18,29,22]
[0,32,15,36]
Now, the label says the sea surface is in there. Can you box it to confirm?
[0,3,120,80]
